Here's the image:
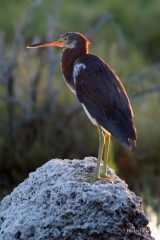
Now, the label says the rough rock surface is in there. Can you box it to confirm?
[0,157,154,240]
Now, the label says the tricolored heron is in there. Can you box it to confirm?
[27,32,137,183]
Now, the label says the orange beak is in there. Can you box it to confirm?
[26,39,65,49]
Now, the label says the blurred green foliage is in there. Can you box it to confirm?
[0,0,160,222]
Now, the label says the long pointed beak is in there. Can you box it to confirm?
[26,40,64,49]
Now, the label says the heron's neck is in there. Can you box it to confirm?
[61,45,88,93]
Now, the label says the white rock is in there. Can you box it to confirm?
[0,157,154,240]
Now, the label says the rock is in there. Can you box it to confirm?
[0,157,154,240]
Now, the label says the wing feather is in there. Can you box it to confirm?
[74,54,136,148]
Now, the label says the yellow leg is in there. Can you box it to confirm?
[101,131,114,183]
[102,131,110,177]
[95,125,114,183]
[81,124,114,183]
[94,123,105,179]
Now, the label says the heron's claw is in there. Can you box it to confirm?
[99,174,114,184]
[79,173,114,184]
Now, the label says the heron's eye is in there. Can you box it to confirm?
[61,36,67,43]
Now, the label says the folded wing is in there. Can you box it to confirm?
[74,54,137,148]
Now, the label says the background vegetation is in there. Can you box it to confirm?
[0,0,160,228]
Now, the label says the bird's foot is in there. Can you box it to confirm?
[80,173,114,184]
[79,173,95,183]
[99,173,114,184]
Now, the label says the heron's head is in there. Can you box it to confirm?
[27,32,90,50]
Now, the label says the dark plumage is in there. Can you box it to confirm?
[75,54,136,148]
[27,32,137,182]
